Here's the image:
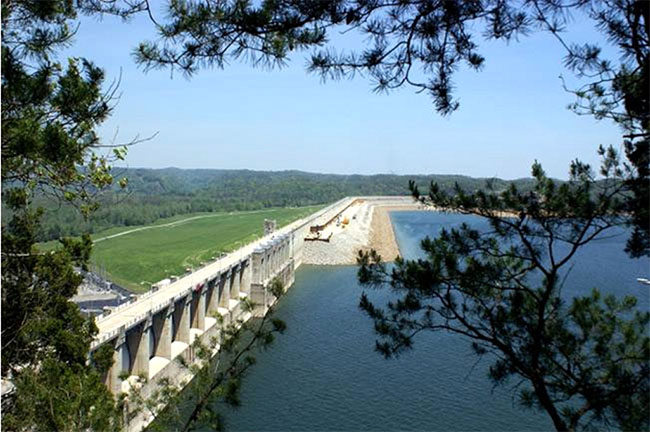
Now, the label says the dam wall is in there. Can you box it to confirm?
[89,198,358,429]
[89,196,418,430]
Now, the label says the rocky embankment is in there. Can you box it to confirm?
[302,199,421,265]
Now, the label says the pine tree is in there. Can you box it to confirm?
[358,153,649,430]
[1,1,127,429]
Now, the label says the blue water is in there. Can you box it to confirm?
[220,212,649,431]
[391,212,649,304]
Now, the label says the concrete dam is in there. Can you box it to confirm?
[89,196,416,429]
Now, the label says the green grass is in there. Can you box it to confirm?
[67,206,322,293]
[38,211,229,251]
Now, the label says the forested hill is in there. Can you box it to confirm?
[116,167,536,198]
[28,168,536,241]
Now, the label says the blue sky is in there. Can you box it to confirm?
[65,8,622,179]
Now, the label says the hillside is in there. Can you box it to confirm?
[23,168,536,241]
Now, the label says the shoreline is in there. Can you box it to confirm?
[366,205,420,262]
[301,199,519,266]
[302,201,422,265]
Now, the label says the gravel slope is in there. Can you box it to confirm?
[302,200,420,265]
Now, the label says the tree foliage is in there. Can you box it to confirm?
[127,0,648,430]
[548,0,649,257]
[359,153,649,431]
[355,2,648,431]
[132,0,647,256]
[1,4,291,431]
[2,0,130,214]
[1,0,129,429]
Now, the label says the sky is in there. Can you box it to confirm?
[63,6,624,180]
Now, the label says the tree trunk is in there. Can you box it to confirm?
[533,378,568,431]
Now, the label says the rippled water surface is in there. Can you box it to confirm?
[220,212,648,431]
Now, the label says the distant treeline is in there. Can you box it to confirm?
[13,168,536,241]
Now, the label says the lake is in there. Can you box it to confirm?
[220,211,649,431]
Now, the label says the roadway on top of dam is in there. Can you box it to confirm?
[91,198,353,349]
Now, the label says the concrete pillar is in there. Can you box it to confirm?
[264,246,271,281]
[231,265,240,299]
[206,276,219,315]
[111,342,124,393]
[258,253,264,284]
[286,236,291,261]
[251,249,263,285]
[260,245,267,283]
[272,243,277,274]
[271,239,280,274]
[218,272,230,308]
[293,229,303,267]
[192,285,206,330]
[103,331,126,394]
[272,244,277,274]
[280,236,287,262]
[173,296,191,344]
[272,244,277,273]
[126,320,150,377]
[240,260,250,294]
[261,256,267,283]
[152,306,172,358]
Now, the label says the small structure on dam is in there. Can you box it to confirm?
[263,218,277,235]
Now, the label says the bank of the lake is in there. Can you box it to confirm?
[218,211,648,431]
[301,198,421,265]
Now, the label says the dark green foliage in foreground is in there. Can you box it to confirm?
[359,154,649,431]
[1,193,93,375]
[1,1,123,429]
[4,356,119,431]
[1,2,298,428]
[23,169,536,241]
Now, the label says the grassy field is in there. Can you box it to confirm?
[72,206,322,293]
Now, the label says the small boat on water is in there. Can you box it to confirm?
[636,278,650,285]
